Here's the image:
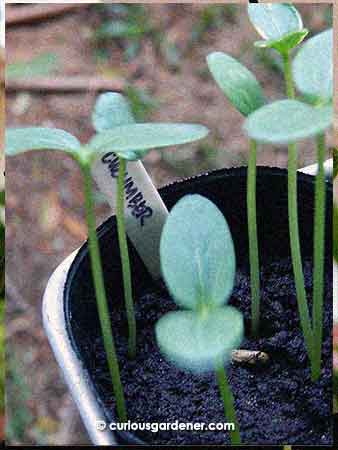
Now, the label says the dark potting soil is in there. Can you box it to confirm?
[66,168,332,445]
[81,257,332,445]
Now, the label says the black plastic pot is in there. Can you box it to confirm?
[63,167,332,445]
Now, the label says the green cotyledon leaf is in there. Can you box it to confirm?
[293,29,333,102]
[89,123,209,160]
[5,127,81,156]
[92,92,148,161]
[155,307,243,373]
[160,194,235,310]
[254,29,308,55]
[243,100,332,145]
[207,52,265,116]
[248,3,303,41]
[248,3,306,55]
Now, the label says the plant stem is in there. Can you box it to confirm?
[284,446,292,450]
[247,139,260,337]
[282,52,295,99]
[81,163,127,422]
[283,52,314,368]
[216,364,241,445]
[287,142,314,367]
[116,156,136,359]
[311,133,326,381]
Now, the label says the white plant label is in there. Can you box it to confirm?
[299,158,332,180]
[92,152,168,279]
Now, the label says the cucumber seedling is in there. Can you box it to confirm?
[244,4,333,381]
[207,3,332,381]
[92,92,149,359]
[206,3,326,342]
[156,194,243,445]
[6,97,208,420]
[207,51,265,338]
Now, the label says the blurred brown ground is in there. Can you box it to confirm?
[6,3,332,445]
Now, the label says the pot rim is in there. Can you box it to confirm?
[42,162,332,446]
[42,249,117,445]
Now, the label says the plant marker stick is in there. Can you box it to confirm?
[312,133,326,380]
[283,51,314,367]
[247,139,260,336]
[216,364,241,445]
[82,162,127,422]
[300,159,332,180]
[92,154,169,357]
[116,157,136,359]
[92,155,169,279]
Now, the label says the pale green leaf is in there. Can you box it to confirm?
[92,92,135,132]
[207,52,265,116]
[160,194,235,310]
[92,92,147,160]
[5,127,81,156]
[243,100,332,144]
[89,123,209,157]
[254,29,308,54]
[156,308,243,373]
[248,3,303,41]
[293,29,333,101]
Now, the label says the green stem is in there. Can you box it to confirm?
[116,157,136,359]
[282,52,295,100]
[288,143,314,367]
[283,52,314,368]
[284,446,292,450]
[311,133,326,381]
[247,139,260,337]
[81,163,127,422]
[216,364,241,445]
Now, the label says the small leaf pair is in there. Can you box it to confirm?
[206,3,333,385]
[92,93,209,359]
[156,194,243,444]
[244,4,332,383]
[245,4,333,143]
[244,28,333,144]
[248,3,308,55]
[207,10,333,145]
[6,121,208,165]
[156,194,243,373]
[6,91,209,420]
[207,37,265,337]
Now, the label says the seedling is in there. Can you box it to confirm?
[6,98,208,420]
[244,4,332,381]
[91,92,147,359]
[207,3,332,381]
[207,51,265,338]
[156,194,243,444]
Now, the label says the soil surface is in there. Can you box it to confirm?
[82,258,332,445]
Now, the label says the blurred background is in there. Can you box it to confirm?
[6,2,333,445]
